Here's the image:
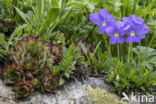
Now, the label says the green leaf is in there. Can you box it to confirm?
[0,33,7,47]
[42,8,60,32]
[67,1,86,8]
[8,24,28,45]
[93,41,101,56]
[133,46,156,70]
[15,7,29,24]
[64,72,70,79]
[59,77,64,86]
[80,42,87,56]
[51,0,59,8]
[36,0,44,18]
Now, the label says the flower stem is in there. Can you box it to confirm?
[131,43,133,61]
[117,44,120,61]
[103,35,112,61]
[128,43,133,62]
[148,33,156,47]
[138,43,141,64]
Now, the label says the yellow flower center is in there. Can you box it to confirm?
[102,22,106,26]
[131,31,135,36]
[115,32,118,37]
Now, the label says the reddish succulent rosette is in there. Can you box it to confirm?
[50,46,63,63]
[3,63,24,84]
[42,72,59,93]
[13,80,33,98]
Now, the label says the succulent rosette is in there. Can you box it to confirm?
[13,80,33,98]
[3,63,24,84]
[25,69,47,80]
[42,72,59,93]
[50,46,63,63]
[9,37,54,71]
[32,69,47,80]
[32,78,41,90]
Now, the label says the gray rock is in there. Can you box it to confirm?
[0,78,110,104]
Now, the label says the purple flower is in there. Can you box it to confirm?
[89,9,115,34]
[105,21,125,45]
[123,15,149,43]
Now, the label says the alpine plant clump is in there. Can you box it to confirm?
[9,37,53,71]
[2,37,62,99]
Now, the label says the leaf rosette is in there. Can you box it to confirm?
[42,72,59,93]
[3,63,24,84]
[13,80,33,98]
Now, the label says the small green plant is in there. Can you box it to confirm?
[50,43,81,85]
[0,24,28,60]
[133,46,156,70]
[107,60,156,94]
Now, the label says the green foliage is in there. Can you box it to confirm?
[50,43,81,85]
[15,0,60,37]
[133,46,156,70]
[0,24,28,59]
[14,0,70,41]
[49,31,65,47]
[107,60,156,94]
[0,0,34,22]
[87,85,126,104]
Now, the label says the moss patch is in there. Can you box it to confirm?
[87,85,126,104]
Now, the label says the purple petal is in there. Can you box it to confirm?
[115,21,125,36]
[89,13,101,26]
[118,28,125,36]
[122,17,132,25]
[136,24,149,35]
[125,35,141,43]
[115,21,125,29]
[105,27,114,36]
[105,15,115,23]
[99,26,105,34]
[131,15,144,25]
[99,9,110,19]
[109,36,124,45]
[123,22,132,35]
